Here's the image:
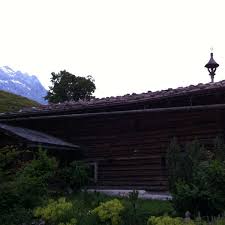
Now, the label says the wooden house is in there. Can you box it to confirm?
[1,80,225,192]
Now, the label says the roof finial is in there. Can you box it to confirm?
[205,49,219,83]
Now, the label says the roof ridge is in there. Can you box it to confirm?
[2,79,225,115]
[47,79,225,105]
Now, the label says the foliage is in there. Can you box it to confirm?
[0,207,33,225]
[34,195,99,225]
[0,147,58,225]
[213,217,225,225]
[59,161,89,190]
[167,137,225,216]
[68,191,173,225]
[147,216,184,225]
[58,218,77,225]
[92,199,125,225]
[0,146,174,225]
[123,190,143,225]
[127,190,139,221]
[146,215,225,225]
[167,138,206,191]
[137,199,173,217]
[0,146,29,213]
[34,197,76,225]
[0,90,39,112]
[66,193,99,225]
[213,136,225,161]
[172,160,225,216]
[0,146,22,182]
[45,70,96,103]
[15,149,58,208]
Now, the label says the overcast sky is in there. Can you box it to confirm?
[0,0,225,97]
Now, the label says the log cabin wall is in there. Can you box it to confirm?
[3,106,225,191]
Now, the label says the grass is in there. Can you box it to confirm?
[0,90,39,113]
[70,191,173,211]
[64,191,173,225]
[136,198,173,216]
[69,191,173,215]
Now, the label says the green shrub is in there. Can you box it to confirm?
[146,216,225,225]
[67,191,173,225]
[59,161,89,190]
[15,149,58,208]
[0,146,29,213]
[123,190,154,225]
[0,207,33,225]
[167,138,206,192]
[0,146,24,182]
[168,138,225,216]
[212,136,225,161]
[147,216,184,225]
[173,160,225,216]
[58,218,77,225]
[92,199,125,225]
[123,190,139,225]
[34,197,76,225]
[0,147,58,224]
[213,218,225,225]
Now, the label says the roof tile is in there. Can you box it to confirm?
[3,80,225,115]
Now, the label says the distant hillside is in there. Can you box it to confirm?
[0,90,39,113]
[0,66,47,104]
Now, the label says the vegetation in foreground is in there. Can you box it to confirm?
[1,136,225,225]
[0,90,39,113]
[167,137,225,217]
[0,146,172,225]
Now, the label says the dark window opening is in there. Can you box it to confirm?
[161,157,166,168]
[87,162,98,183]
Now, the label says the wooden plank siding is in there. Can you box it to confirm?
[3,107,225,191]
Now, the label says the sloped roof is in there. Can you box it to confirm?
[0,123,79,149]
[1,80,225,117]
[26,80,225,110]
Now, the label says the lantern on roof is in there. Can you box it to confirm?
[205,51,219,83]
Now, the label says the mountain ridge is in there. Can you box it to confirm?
[0,90,39,113]
[0,66,47,104]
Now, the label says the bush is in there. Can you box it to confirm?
[0,146,25,182]
[123,190,139,225]
[58,218,77,225]
[0,146,30,214]
[34,196,99,225]
[167,138,225,216]
[92,199,124,225]
[0,147,58,224]
[34,197,76,225]
[58,161,89,190]
[213,218,225,225]
[122,190,157,225]
[66,191,173,225]
[173,160,225,216]
[147,216,184,225]
[15,149,58,208]
[146,215,225,225]
[167,138,207,192]
[0,207,33,225]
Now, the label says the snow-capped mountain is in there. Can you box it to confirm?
[0,66,47,104]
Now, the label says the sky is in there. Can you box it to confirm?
[0,0,225,98]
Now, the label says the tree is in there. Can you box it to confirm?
[45,70,96,103]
